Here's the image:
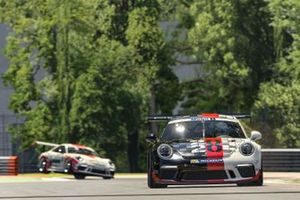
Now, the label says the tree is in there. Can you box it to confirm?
[176,0,300,148]
[254,0,300,148]
[117,0,180,171]
[178,0,275,114]
[1,0,112,145]
[0,0,180,172]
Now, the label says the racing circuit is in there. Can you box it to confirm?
[0,173,299,200]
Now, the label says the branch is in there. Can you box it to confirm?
[174,45,193,52]
[181,78,205,84]
[175,59,202,65]
[185,88,205,94]
[179,0,192,8]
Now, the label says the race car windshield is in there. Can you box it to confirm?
[77,148,98,156]
[161,120,245,141]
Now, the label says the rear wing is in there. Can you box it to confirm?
[36,141,59,147]
[147,113,251,122]
[232,114,251,119]
[202,113,251,119]
[146,115,193,122]
[147,115,174,122]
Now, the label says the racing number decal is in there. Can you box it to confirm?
[206,140,222,152]
[205,138,224,171]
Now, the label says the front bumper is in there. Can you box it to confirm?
[75,164,115,177]
[153,155,261,185]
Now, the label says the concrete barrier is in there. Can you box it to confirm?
[0,156,18,175]
[262,149,300,172]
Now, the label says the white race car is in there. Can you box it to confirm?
[37,142,115,179]
[146,113,263,188]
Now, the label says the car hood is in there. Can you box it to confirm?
[169,138,245,158]
[66,154,112,166]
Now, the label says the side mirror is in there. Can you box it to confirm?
[250,131,262,141]
[146,133,157,143]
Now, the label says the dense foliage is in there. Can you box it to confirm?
[0,0,180,172]
[0,0,299,172]
[174,0,300,148]
[254,0,300,147]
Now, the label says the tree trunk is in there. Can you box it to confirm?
[127,129,139,172]
[149,86,158,134]
[57,1,72,142]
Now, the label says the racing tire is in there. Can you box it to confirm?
[147,152,167,189]
[65,161,73,174]
[103,171,114,179]
[74,173,86,180]
[38,158,50,174]
[237,168,263,186]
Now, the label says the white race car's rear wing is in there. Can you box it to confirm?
[36,141,59,147]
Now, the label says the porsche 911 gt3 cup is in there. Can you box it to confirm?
[146,113,263,188]
[37,142,115,179]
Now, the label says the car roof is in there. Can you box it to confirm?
[61,144,95,151]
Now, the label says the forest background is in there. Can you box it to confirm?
[0,0,299,172]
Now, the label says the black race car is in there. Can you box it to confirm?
[146,113,263,188]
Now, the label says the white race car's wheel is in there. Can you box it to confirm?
[102,171,114,179]
[38,158,50,174]
[64,161,73,174]
[74,173,86,180]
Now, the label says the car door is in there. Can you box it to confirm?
[49,145,66,171]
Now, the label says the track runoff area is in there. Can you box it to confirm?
[0,173,299,200]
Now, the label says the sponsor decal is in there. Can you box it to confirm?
[190,159,224,164]
[191,117,199,121]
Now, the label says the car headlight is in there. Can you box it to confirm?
[240,143,254,156]
[76,156,84,162]
[108,160,114,166]
[157,144,173,159]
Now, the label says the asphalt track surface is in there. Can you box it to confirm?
[0,175,299,200]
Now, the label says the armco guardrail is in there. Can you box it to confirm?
[0,156,18,175]
[262,149,300,172]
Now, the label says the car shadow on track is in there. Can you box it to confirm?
[165,184,238,189]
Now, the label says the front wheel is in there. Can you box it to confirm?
[38,158,50,174]
[74,173,86,180]
[102,171,114,179]
[64,161,73,174]
[147,152,167,188]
